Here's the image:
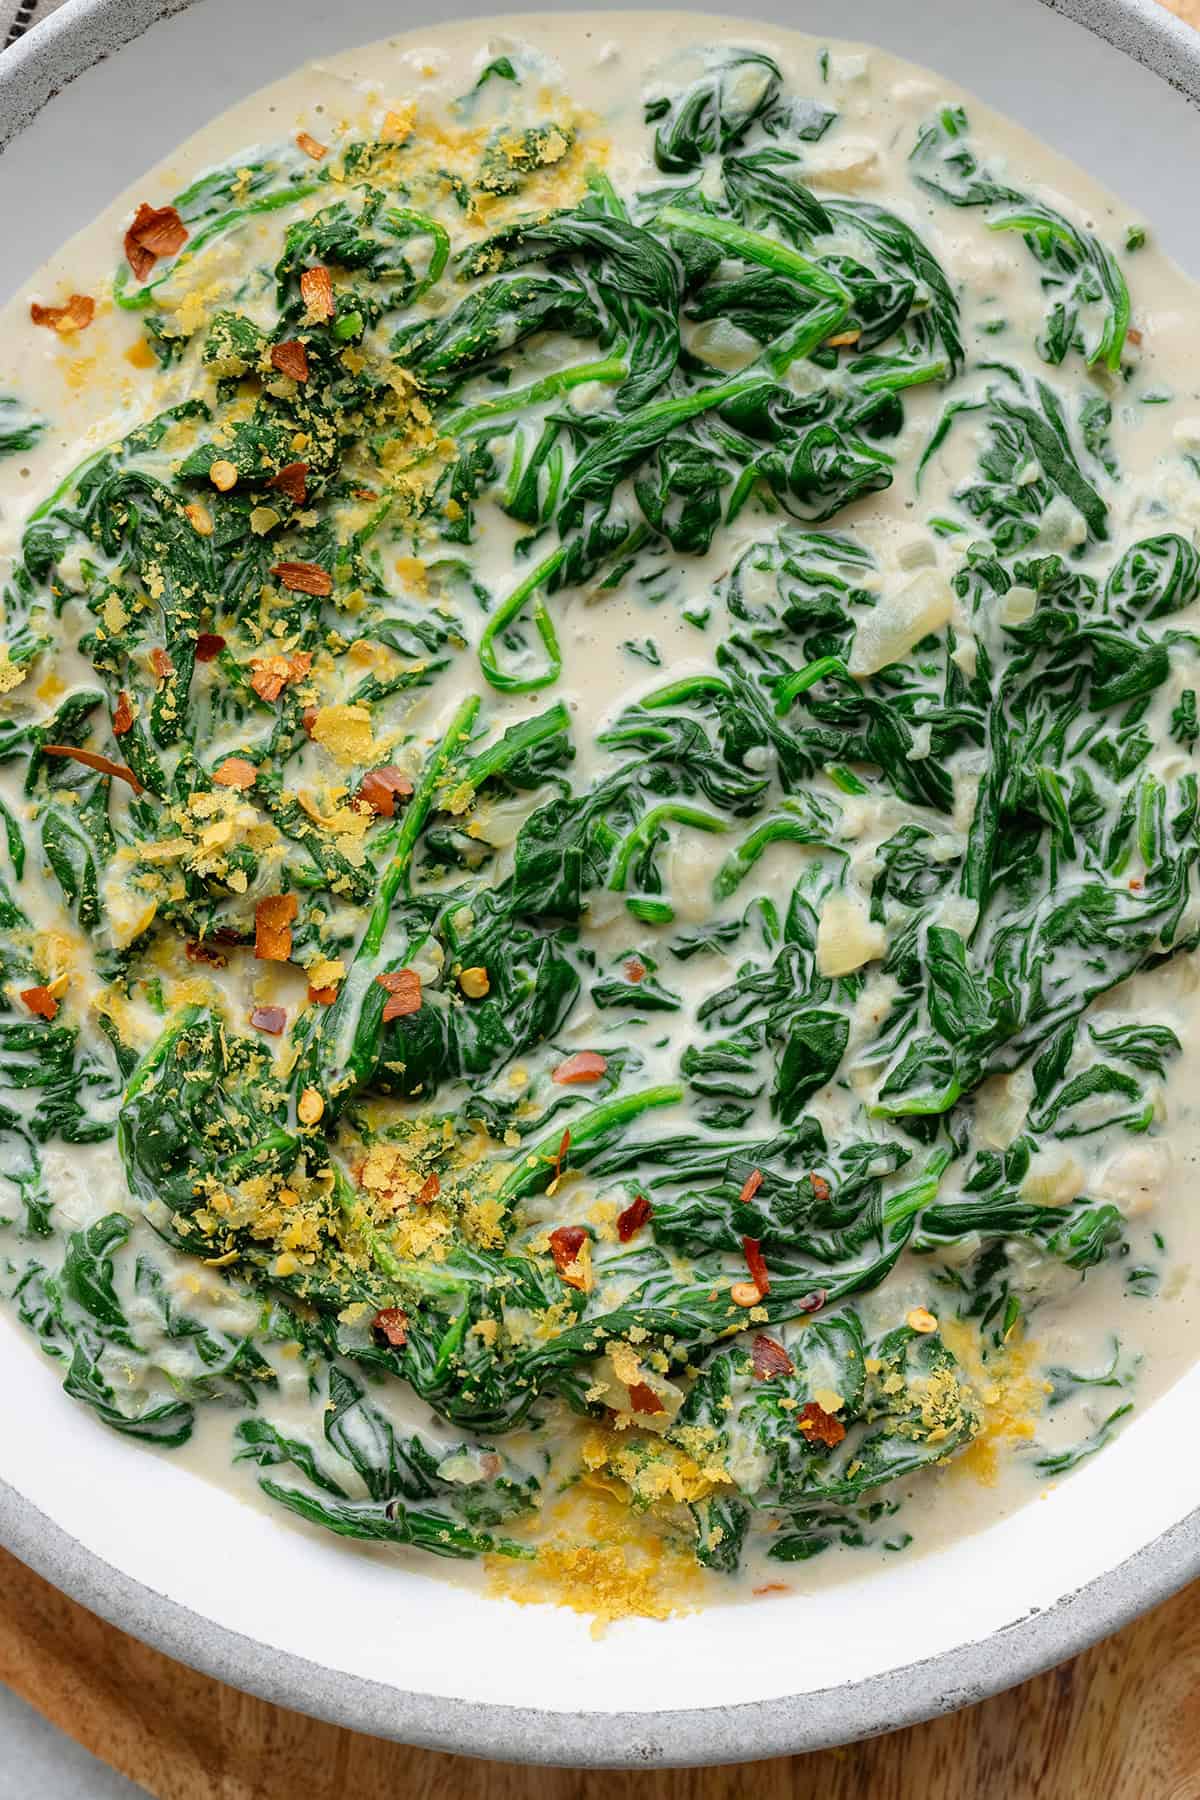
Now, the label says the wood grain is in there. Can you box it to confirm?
[4,1,1200,1793]
[1,1542,1199,1798]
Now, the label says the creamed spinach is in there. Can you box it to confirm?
[0,33,1194,1599]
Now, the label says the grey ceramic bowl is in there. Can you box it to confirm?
[1,0,1199,1767]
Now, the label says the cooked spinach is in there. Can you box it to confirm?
[0,41,1178,1589]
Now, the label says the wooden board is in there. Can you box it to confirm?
[4,1,1200,1792]
[2,1542,1200,1798]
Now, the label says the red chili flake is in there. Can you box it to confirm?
[626,1381,664,1416]
[371,1307,409,1348]
[753,1583,791,1597]
[130,204,188,258]
[798,1401,845,1448]
[550,1225,585,1263]
[809,1172,832,1202]
[185,940,227,969]
[249,651,312,703]
[308,984,338,1005]
[249,1006,287,1036]
[269,339,310,383]
[124,202,188,281]
[300,265,335,321]
[417,1172,440,1205]
[551,1127,571,1185]
[20,985,58,1021]
[742,1235,770,1298]
[624,956,646,983]
[796,1288,828,1315]
[617,1194,652,1243]
[738,1168,764,1208]
[123,232,156,283]
[296,130,328,161]
[271,560,332,597]
[30,293,95,333]
[195,633,226,662]
[255,892,298,963]
[548,1224,591,1291]
[376,967,422,1021]
[112,691,134,737]
[212,756,257,790]
[149,648,174,680]
[552,1051,608,1085]
[1127,327,1144,347]
[268,462,309,505]
[301,707,319,739]
[40,744,142,795]
[359,765,415,817]
[751,1335,794,1380]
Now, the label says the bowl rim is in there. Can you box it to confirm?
[3,1472,1199,1764]
[1,0,1199,1766]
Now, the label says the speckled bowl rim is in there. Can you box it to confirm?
[1,0,1199,1768]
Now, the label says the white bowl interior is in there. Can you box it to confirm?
[7,1301,1200,1712]
[2,0,1199,1738]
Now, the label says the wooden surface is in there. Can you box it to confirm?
[6,2,1200,1794]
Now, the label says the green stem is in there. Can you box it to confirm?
[443,355,629,437]
[712,813,842,902]
[559,380,765,520]
[603,369,762,441]
[452,701,570,795]
[857,357,949,395]
[759,296,851,379]
[355,353,613,552]
[871,1077,963,1121]
[825,763,869,795]
[372,693,481,928]
[495,1084,685,1211]
[989,209,1129,370]
[216,1129,298,1183]
[384,208,450,299]
[774,656,851,715]
[121,1005,203,1105]
[608,803,729,892]
[114,184,322,310]
[584,168,629,219]
[478,548,568,693]
[639,675,731,710]
[657,206,850,301]
[883,1151,953,1229]
[310,696,479,1103]
[28,444,112,524]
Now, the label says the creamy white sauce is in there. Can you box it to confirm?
[1,13,1199,1616]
